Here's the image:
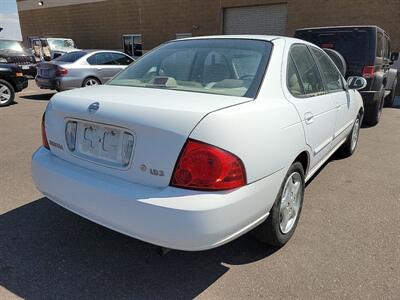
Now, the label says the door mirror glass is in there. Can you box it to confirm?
[347,76,367,90]
[390,52,399,62]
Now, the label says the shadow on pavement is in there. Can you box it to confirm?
[0,198,277,299]
[20,93,55,101]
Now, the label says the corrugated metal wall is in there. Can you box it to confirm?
[223,4,287,36]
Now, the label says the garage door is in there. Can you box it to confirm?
[223,4,288,36]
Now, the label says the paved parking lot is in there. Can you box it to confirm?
[1,81,399,299]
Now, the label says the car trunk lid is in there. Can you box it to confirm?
[45,85,250,187]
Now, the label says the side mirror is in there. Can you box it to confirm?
[347,76,367,90]
[391,52,399,62]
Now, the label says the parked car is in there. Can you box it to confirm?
[35,50,134,91]
[295,26,399,125]
[0,64,28,107]
[0,39,37,77]
[29,37,78,61]
[32,36,365,251]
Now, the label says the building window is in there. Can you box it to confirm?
[122,34,143,57]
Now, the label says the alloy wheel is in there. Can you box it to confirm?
[279,172,302,234]
[85,79,99,87]
[0,83,11,104]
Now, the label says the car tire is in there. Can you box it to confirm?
[384,78,397,107]
[82,77,101,87]
[338,112,362,158]
[253,162,305,247]
[364,86,384,126]
[0,79,15,107]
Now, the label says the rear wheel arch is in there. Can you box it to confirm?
[294,151,310,177]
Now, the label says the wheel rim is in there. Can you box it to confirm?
[0,83,11,104]
[351,117,360,152]
[279,172,303,234]
[85,79,99,86]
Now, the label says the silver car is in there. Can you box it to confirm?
[35,50,134,91]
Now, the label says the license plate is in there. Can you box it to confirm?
[21,65,30,70]
[72,121,135,168]
[41,69,48,77]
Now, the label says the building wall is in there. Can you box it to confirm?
[18,0,400,51]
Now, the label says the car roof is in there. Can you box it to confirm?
[84,50,128,55]
[296,25,385,32]
[174,35,313,46]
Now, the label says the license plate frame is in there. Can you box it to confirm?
[66,118,136,170]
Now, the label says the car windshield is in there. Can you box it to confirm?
[48,38,75,49]
[108,39,272,98]
[295,30,370,64]
[54,51,87,62]
[0,40,24,52]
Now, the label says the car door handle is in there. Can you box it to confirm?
[304,112,314,124]
[336,104,342,110]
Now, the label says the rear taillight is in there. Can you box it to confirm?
[56,67,68,76]
[362,66,375,79]
[171,139,246,191]
[41,113,50,150]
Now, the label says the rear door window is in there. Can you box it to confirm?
[54,51,87,62]
[287,55,304,96]
[310,47,344,92]
[87,52,116,65]
[112,53,134,65]
[290,44,325,96]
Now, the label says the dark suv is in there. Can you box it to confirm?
[295,26,399,125]
[0,64,28,107]
[0,39,37,77]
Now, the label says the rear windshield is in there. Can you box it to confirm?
[295,30,371,64]
[54,51,87,62]
[108,39,272,98]
[0,40,24,52]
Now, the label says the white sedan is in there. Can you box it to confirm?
[32,36,365,251]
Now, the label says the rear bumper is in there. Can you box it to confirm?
[35,76,82,91]
[35,77,58,90]
[31,147,283,251]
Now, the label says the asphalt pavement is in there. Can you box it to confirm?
[1,81,399,299]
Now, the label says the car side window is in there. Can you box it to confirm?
[287,55,305,96]
[87,53,116,65]
[113,53,134,65]
[385,36,391,59]
[310,47,344,93]
[377,32,384,58]
[290,44,324,96]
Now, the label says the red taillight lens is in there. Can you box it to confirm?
[56,67,68,76]
[362,66,375,79]
[41,113,50,149]
[171,139,246,191]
